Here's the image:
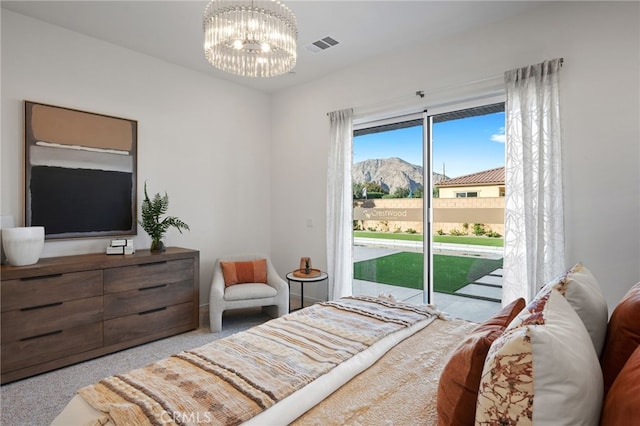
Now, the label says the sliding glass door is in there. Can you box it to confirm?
[352,101,505,320]
[429,104,506,320]
[352,118,425,304]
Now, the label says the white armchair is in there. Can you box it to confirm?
[209,254,289,332]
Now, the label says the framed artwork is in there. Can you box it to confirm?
[24,101,138,240]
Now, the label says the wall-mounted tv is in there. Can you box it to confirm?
[24,101,137,240]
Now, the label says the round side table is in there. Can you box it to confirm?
[286,270,328,312]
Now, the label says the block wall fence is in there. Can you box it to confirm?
[353,197,505,235]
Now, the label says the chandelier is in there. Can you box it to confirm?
[203,0,298,78]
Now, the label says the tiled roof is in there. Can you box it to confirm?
[436,167,504,187]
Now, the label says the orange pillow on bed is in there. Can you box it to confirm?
[436,297,526,426]
[600,345,640,425]
[220,259,268,287]
[600,282,640,395]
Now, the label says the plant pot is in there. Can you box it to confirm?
[2,226,45,266]
[150,240,165,252]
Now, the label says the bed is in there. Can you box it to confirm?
[52,265,640,425]
[52,295,476,425]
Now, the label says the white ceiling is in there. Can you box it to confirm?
[1,1,544,93]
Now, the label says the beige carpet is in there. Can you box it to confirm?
[0,308,271,426]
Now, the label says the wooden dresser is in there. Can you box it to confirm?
[0,247,199,384]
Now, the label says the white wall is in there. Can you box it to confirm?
[1,11,273,305]
[3,3,639,314]
[270,1,640,312]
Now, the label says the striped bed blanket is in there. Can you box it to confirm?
[77,296,442,426]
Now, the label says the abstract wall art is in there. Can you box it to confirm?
[24,101,137,240]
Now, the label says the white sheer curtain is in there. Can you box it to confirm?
[326,108,354,300]
[503,58,565,305]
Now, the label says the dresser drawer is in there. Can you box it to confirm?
[1,270,102,312]
[0,247,198,383]
[104,302,193,346]
[104,279,193,320]
[1,296,103,343]
[104,259,194,293]
[1,322,102,373]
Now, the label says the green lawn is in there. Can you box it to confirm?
[354,231,503,247]
[353,252,503,294]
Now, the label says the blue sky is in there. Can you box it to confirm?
[353,112,505,179]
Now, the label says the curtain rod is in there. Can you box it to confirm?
[327,72,504,118]
[357,73,505,120]
[328,58,564,118]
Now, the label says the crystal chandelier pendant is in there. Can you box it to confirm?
[203,0,298,78]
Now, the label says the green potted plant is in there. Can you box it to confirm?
[140,182,190,252]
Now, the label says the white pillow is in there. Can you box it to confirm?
[536,263,608,355]
[476,289,603,426]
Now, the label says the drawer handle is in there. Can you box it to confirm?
[20,274,63,281]
[138,261,167,267]
[21,301,63,311]
[20,330,63,341]
[138,284,167,291]
[139,307,167,315]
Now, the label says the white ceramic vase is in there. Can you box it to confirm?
[2,226,45,266]
[0,215,16,265]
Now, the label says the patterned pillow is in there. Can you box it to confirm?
[220,259,268,287]
[532,263,608,355]
[437,298,525,426]
[475,289,603,425]
[600,282,640,395]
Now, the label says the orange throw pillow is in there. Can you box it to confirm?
[220,259,268,287]
[436,297,526,426]
[600,282,640,395]
[600,345,640,425]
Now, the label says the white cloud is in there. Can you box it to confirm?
[491,127,506,143]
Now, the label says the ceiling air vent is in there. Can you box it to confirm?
[305,36,340,54]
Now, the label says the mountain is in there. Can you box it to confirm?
[352,157,448,194]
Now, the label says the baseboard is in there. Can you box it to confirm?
[289,293,326,304]
[289,292,325,309]
[199,304,209,328]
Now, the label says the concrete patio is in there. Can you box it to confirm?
[353,279,502,324]
[353,244,503,323]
